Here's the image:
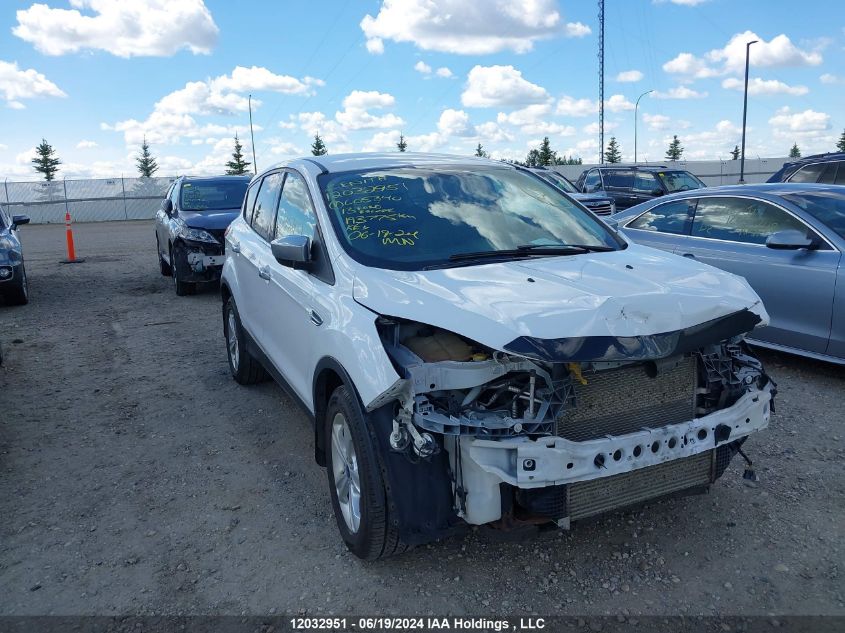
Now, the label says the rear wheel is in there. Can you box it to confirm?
[223,297,266,384]
[4,264,29,306]
[325,385,408,560]
[171,244,195,296]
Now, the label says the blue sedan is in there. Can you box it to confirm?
[0,205,30,306]
[608,183,845,364]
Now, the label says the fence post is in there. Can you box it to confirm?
[3,179,9,205]
[63,178,70,219]
[121,175,129,220]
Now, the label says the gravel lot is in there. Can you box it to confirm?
[1,220,843,617]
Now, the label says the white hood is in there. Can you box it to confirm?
[352,243,768,352]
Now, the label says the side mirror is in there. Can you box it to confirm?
[271,235,311,266]
[766,229,816,250]
[162,199,173,215]
[11,215,30,228]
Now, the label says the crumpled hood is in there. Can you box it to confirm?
[352,243,768,352]
[181,209,241,230]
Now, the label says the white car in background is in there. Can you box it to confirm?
[220,153,776,560]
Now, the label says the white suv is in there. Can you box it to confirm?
[221,153,775,560]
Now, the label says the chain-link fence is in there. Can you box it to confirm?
[2,176,177,224]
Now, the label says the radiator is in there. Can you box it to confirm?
[566,451,714,520]
[557,357,697,441]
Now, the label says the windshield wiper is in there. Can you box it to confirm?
[447,249,535,262]
[517,243,615,253]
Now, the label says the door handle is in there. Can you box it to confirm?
[230,241,240,253]
[309,310,323,326]
[258,266,271,280]
[682,253,696,259]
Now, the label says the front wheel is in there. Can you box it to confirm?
[171,244,195,296]
[4,264,29,305]
[325,385,408,560]
[156,235,171,276]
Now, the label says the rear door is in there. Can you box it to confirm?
[603,170,636,209]
[673,196,839,353]
[620,198,695,253]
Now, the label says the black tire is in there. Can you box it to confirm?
[223,297,266,385]
[325,385,408,560]
[4,264,29,306]
[157,235,171,276]
[171,243,195,296]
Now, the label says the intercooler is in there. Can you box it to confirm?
[556,356,697,441]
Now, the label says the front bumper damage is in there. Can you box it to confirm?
[175,240,225,282]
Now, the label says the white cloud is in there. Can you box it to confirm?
[0,60,66,108]
[13,0,219,58]
[555,95,596,117]
[653,86,708,99]
[616,70,643,82]
[461,65,550,108]
[820,73,842,84]
[335,90,404,130]
[496,103,552,126]
[76,140,98,148]
[297,111,348,145]
[414,61,432,74]
[438,109,475,137]
[664,31,822,80]
[584,121,618,135]
[361,0,588,55]
[436,66,454,78]
[642,113,671,130]
[769,107,830,133]
[656,0,709,5]
[605,94,635,112]
[721,77,808,96]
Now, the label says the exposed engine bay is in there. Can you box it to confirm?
[375,317,775,529]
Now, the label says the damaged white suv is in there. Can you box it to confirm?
[220,153,775,560]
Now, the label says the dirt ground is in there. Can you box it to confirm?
[1,220,843,617]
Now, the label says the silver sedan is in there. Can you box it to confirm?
[608,183,845,364]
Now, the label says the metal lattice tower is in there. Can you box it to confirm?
[598,0,605,164]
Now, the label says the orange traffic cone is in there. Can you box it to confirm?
[60,210,84,264]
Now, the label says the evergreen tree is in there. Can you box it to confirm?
[474,143,488,158]
[396,134,407,152]
[730,145,740,160]
[225,134,251,175]
[32,138,61,181]
[537,137,557,166]
[788,143,801,159]
[836,129,845,152]
[311,134,327,156]
[665,135,684,161]
[604,137,621,163]
[524,148,542,167]
[136,136,159,177]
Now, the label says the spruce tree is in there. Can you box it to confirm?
[730,145,740,160]
[537,137,557,166]
[788,143,801,159]
[225,134,251,175]
[665,135,684,161]
[396,134,408,152]
[604,137,621,163]
[32,138,61,181]
[836,129,845,152]
[136,136,159,177]
[474,143,488,158]
[524,148,541,167]
[311,134,327,156]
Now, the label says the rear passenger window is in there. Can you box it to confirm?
[633,172,659,193]
[788,163,825,183]
[691,197,809,245]
[818,163,838,185]
[242,181,260,222]
[627,199,695,235]
[274,172,316,239]
[604,171,634,189]
[835,162,845,185]
[250,172,283,241]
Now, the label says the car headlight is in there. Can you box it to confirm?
[0,236,14,250]
[175,220,218,244]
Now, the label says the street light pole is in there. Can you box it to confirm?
[634,89,653,164]
[739,40,758,183]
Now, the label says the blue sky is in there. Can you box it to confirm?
[0,0,843,180]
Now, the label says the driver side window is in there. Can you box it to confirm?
[584,170,602,192]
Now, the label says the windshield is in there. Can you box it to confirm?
[781,191,845,240]
[657,171,706,193]
[538,171,579,193]
[180,180,248,212]
[318,166,621,270]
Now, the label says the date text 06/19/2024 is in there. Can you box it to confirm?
[290,617,548,631]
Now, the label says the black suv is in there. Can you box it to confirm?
[155,175,250,296]
[575,165,706,211]
[0,205,30,306]
[767,152,845,185]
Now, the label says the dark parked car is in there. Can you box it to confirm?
[155,175,250,296]
[607,183,845,364]
[0,205,30,305]
[529,167,616,215]
[767,152,845,185]
[576,165,706,211]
